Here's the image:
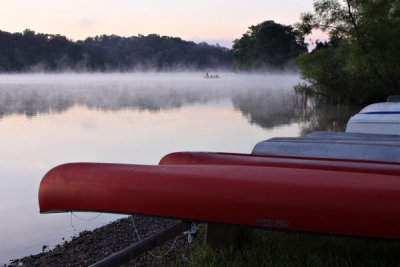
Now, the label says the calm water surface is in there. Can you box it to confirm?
[0,72,355,263]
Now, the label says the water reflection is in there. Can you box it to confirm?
[233,92,358,133]
[0,73,303,131]
[296,100,360,136]
[0,73,359,134]
[232,90,299,129]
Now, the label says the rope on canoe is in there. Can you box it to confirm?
[70,212,102,231]
[72,212,102,221]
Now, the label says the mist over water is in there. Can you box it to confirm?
[0,72,354,264]
[0,72,300,128]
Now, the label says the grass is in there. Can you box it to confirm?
[183,227,400,267]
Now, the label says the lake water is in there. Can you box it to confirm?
[0,72,355,264]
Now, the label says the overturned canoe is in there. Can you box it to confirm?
[40,162,400,239]
[252,138,400,162]
[159,152,400,175]
[346,102,400,135]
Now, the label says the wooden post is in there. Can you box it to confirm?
[204,223,243,251]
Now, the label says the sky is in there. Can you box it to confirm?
[0,0,326,48]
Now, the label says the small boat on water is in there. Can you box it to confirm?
[203,72,219,79]
[346,101,400,135]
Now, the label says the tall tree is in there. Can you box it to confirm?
[232,20,307,69]
[296,0,400,104]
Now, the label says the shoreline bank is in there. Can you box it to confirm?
[6,215,202,267]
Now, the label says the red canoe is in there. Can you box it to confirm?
[159,152,400,175]
[39,162,400,239]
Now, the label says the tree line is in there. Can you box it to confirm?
[0,30,232,72]
[0,21,306,73]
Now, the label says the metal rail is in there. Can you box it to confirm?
[89,221,190,267]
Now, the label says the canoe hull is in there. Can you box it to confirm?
[39,162,400,239]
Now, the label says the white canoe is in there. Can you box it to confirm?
[346,102,400,135]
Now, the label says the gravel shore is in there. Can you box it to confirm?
[6,215,203,267]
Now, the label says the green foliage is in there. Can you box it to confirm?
[188,229,400,267]
[0,30,232,72]
[0,29,84,72]
[296,39,387,104]
[232,21,307,70]
[296,0,400,104]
